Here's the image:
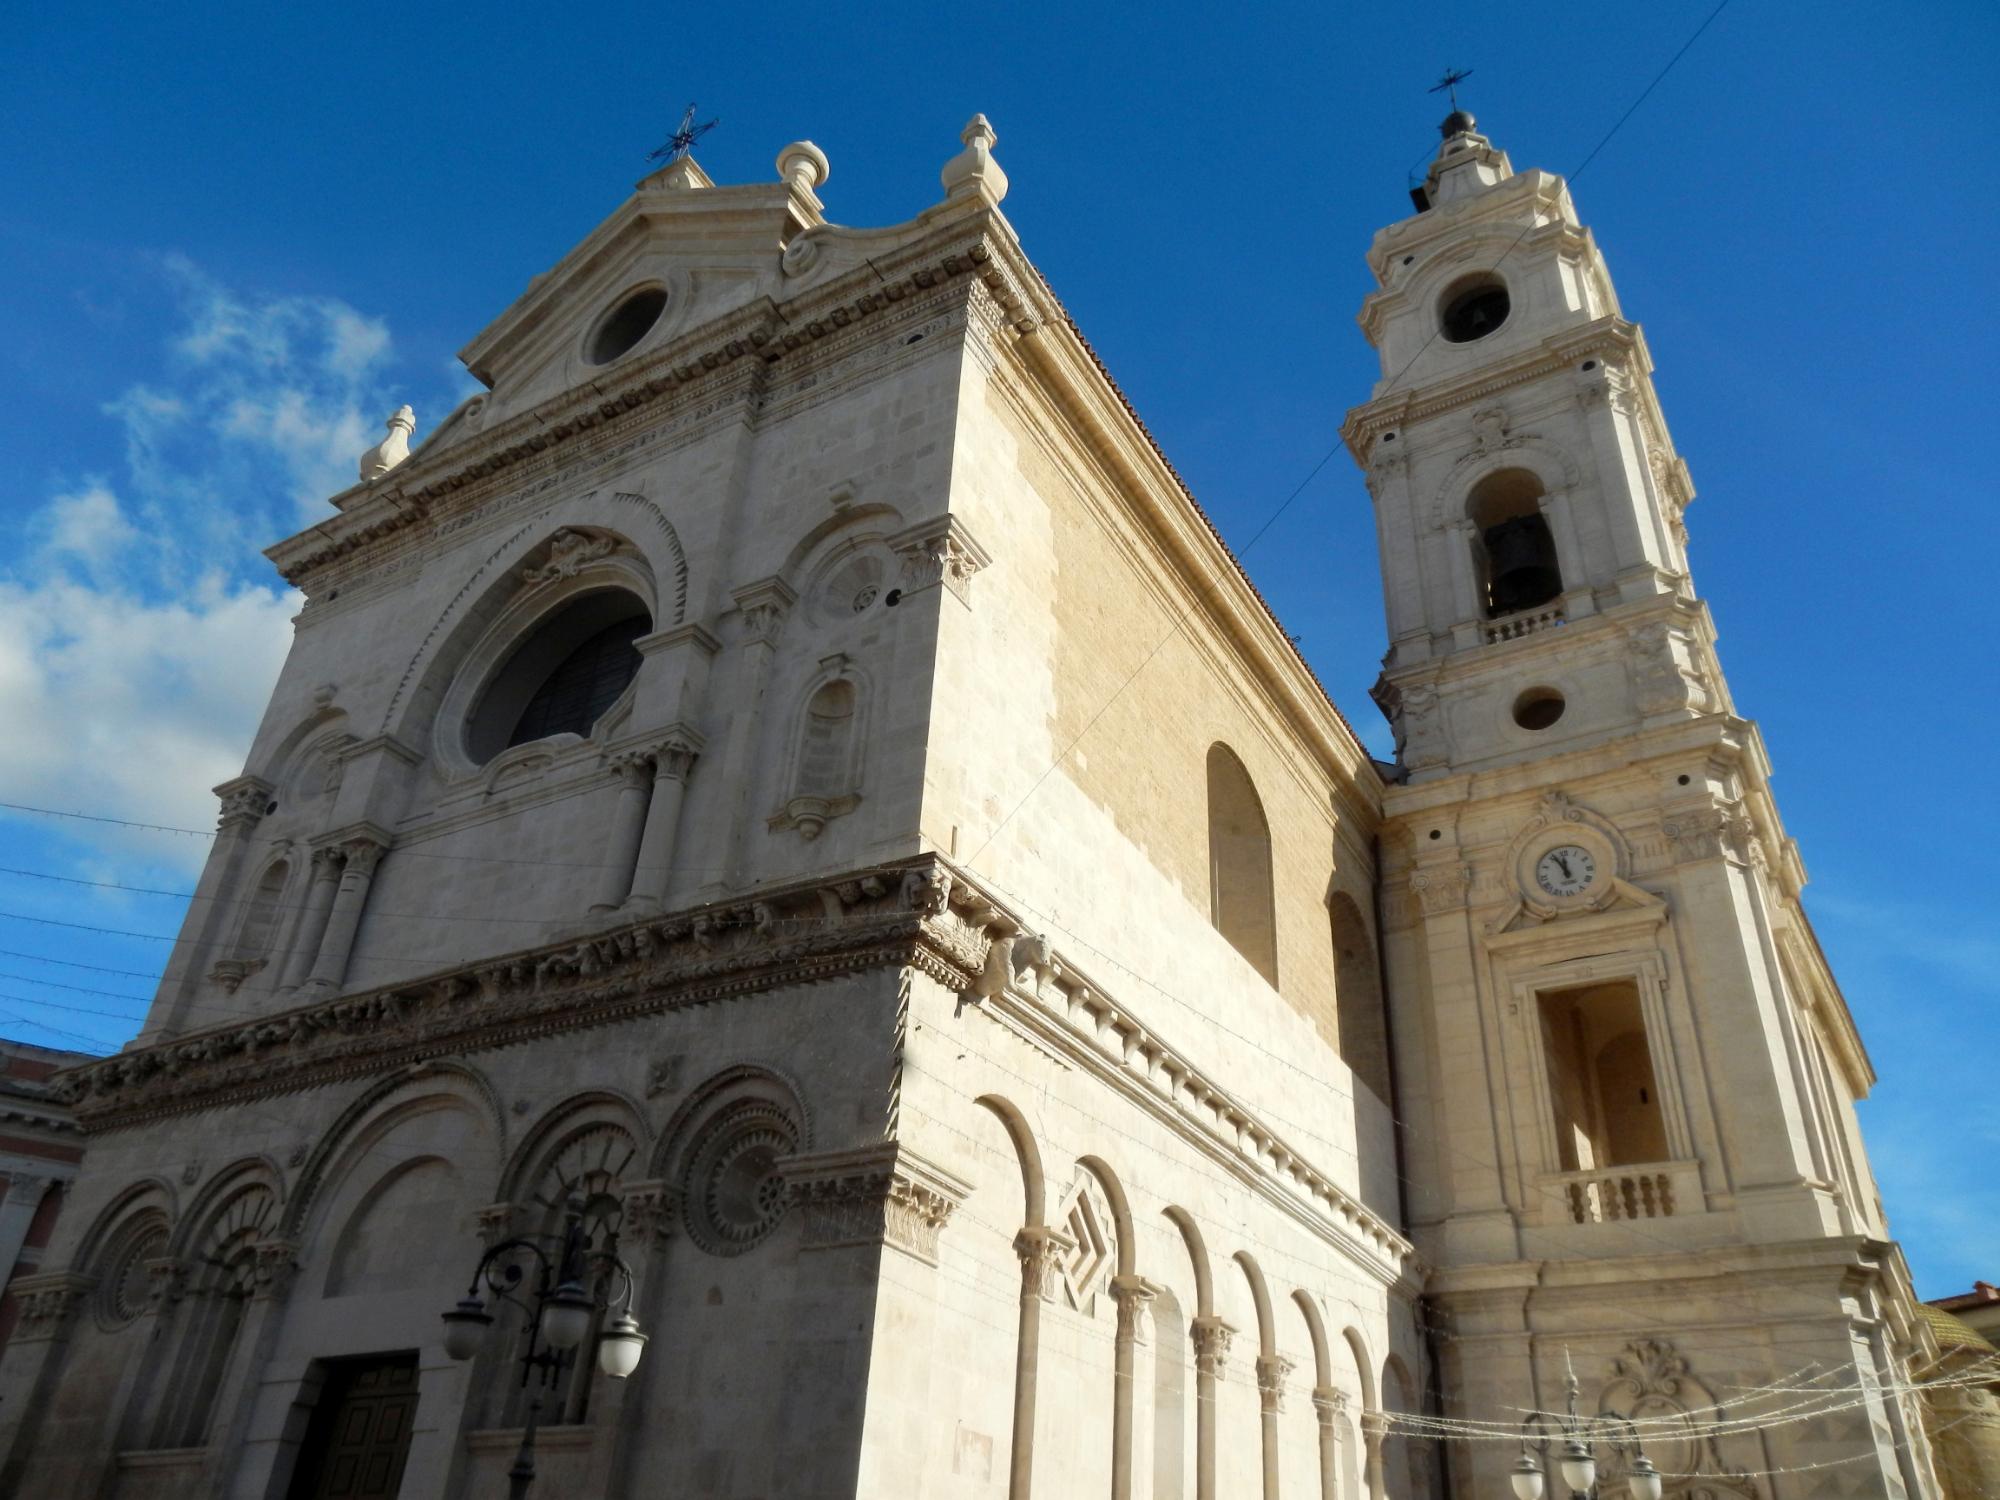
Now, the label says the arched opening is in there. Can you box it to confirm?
[1439,274,1510,343]
[465,589,651,763]
[1206,744,1278,986]
[234,859,289,960]
[1538,980,1669,1170]
[1468,468,1561,618]
[1330,895,1393,1107]
[797,679,857,798]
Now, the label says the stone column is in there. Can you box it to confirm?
[583,1180,680,1497]
[0,1271,95,1491]
[305,836,387,992]
[142,777,273,1041]
[1110,1274,1154,1500]
[1311,1386,1346,1500]
[203,1238,303,1497]
[589,757,655,913]
[1360,1409,1388,1500]
[1190,1315,1236,1500]
[0,1173,53,1287]
[625,735,699,909]
[1256,1352,1294,1500]
[1009,1226,1069,1500]
[280,847,343,993]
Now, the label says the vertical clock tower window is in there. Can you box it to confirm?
[1469,468,1561,617]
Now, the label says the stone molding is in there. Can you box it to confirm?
[779,1143,971,1266]
[53,855,1417,1286]
[10,1270,97,1341]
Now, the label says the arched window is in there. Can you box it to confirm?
[1330,894,1393,1105]
[1206,744,1277,985]
[233,859,288,961]
[465,590,651,763]
[152,1185,277,1448]
[1469,467,1562,618]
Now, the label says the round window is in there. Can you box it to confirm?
[1512,686,1566,731]
[682,1102,798,1257]
[96,1222,168,1330]
[1441,277,1511,343]
[587,286,668,366]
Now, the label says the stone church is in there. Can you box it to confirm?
[0,110,1957,1498]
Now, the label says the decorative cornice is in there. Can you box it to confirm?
[267,237,1017,592]
[777,1142,971,1266]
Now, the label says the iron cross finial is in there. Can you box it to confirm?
[1429,67,1474,110]
[648,103,720,164]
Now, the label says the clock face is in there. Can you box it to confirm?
[1535,844,1597,898]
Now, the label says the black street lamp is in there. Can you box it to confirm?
[440,1196,648,1498]
[1510,1369,1663,1500]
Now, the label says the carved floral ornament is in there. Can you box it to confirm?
[521,526,618,585]
[1594,1339,1761,1497]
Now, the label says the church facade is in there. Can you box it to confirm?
[0,114,1945,1498]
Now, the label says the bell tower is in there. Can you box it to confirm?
[1345,113,1935,1497]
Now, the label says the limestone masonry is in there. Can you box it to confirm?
[0,112,1966,1498]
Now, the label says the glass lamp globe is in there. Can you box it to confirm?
[540,1281,595,1351]
[1627,1454,1664,1500]
[596,1312,649,1379]
[1559,1439,1597,1494]
[440,1296,493,1361]
[1509,1451,1546,1500]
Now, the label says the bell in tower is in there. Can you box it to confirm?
[1481,513,1562,615]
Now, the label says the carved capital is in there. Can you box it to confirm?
[338,835,388,878]
[144,1255,192,1309]
[1662,801,1755,866]
[475,1202,518,1249]
[1013,1225,1073,1302]
[1191,1315,1236,1378]
[11,1271,96,1340]
[214,776,275,835]
[1409,862,1474,916]
[618,1180,681,1251]
[1111,1273,1155,1344]
[309,845,346,879]
[779,1143,971,1266]
[207,957,266,994]
[252,1237,301,1300]
[888,515,992,604]
[1257,1352,1296,1412]
[731,577,797,649]
[1312,1385,1348,1428]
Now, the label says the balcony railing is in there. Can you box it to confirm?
[1542,1161,1700,1224]
[1482,603,1566,644]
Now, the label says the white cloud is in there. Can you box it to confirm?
[0,259,411,874]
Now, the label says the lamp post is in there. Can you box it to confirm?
[1509,1369,1663,1500]
[440,1196,648,1499]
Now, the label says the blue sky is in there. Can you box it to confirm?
[0,2,1992,1297]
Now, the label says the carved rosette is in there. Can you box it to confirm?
[11,1272,96,1341]
[888,515,992,605]
[779,1144,971,1267]
[1257,1352,1296,1414]
[1191,1315,1236,1379]
[214,776,275,836]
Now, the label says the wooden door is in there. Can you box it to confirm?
[289,1354,420,1500]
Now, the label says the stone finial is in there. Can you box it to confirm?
[776,140,830,195]
[940,113,1008,205]
[359,404,415,481]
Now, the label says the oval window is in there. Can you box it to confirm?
[587,286,668,365]
[1441,277,1511,343]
